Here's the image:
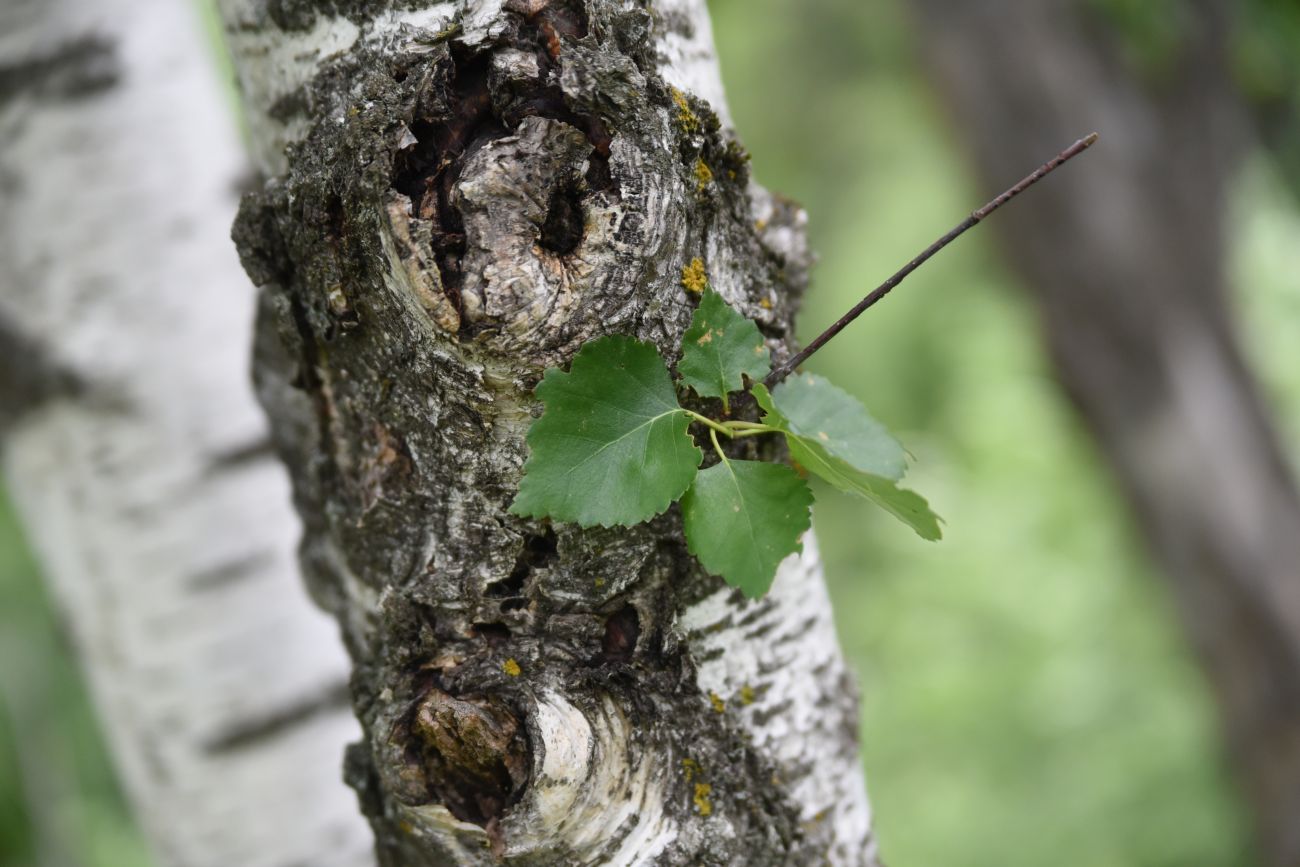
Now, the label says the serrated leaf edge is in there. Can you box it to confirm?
[509,336,701,528]
[678,289,771,405]
[682,459,813,598]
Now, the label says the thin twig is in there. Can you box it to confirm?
[764,132,1099,388]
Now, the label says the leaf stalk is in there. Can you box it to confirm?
[709,428,728,462]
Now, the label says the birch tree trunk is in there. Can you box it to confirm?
[0,0,372,863]
[909,1,1300,863]
[218,0,880,862]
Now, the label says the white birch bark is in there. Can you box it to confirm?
[0,0,373,864]
[217,0,880,863]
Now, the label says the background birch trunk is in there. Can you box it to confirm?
[0,0,372,863]
[218,0,880,862]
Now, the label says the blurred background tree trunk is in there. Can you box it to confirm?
[0,0,370,863]
[909,0,1300,862]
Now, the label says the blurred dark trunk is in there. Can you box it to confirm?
[908,0,1300,863]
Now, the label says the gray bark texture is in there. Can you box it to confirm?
[909,1,1300,863]
[221,0,878,863]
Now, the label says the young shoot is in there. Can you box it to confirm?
[511,133,1098,597]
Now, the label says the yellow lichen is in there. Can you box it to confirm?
[739,684,756,705]
[433,22,462,42]
[683,758,715,815]
[681,257,708,294]
[502,658,521,677]
[671,87,700,135]
[708,691,726,713]
[594,576,606,588]
[694,157,713,190]
[693,782,714,817]
[758,298,773,310]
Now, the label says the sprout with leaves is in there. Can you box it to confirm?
[510,289,939,598]
[511,132,1100,598]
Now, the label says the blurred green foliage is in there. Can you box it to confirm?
[708,0,1296,864]
[1090,0,1193,84]
[0,489,153,867]
[1236,0,1300,199]
[1236,161,1300,450]
[1096,0,1300,198]
[3,0,1300,864]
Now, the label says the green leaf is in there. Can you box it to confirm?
[762,374,905,480]
[510,336,701,527]
[677,289,771,410]
[681,459,813,598]
[818,469,942,541]
[754,383,942,540]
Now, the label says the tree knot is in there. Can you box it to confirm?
[411,688,529,827]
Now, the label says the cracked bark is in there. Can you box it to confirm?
[910,1,1300,863]
[219,0,879,863]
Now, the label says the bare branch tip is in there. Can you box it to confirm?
[764,130,1103,388]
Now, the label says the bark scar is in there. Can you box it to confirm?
[411,689,530,830]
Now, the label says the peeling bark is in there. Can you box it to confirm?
[219,0,878,863]
[0,0,371,863]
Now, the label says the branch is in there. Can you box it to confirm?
[765,132,1099,387]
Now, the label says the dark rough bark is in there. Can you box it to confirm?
[909,1,1300,863]
[229,0,875,863]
